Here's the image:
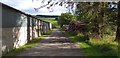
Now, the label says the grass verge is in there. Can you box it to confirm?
[2,30,52,58]
[63,31,118,58]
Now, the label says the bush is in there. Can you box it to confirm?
[58,12,76,26]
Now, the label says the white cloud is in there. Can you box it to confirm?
[0,0,69,15]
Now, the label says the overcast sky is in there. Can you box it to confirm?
[0,0,71,15]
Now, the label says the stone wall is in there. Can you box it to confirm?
[1,3,52,54]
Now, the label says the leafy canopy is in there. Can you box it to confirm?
[58,12,76,26]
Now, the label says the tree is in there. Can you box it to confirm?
[76,2,117,39]
[57,12,75,27]
[115,1,120,41]
[33,0,76,12]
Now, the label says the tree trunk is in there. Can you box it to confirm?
[93,19,101,39]
[116,26,120,41]
[115,1,120,42]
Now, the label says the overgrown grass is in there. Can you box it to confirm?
[2,30,52,58]
[64,31,118,58]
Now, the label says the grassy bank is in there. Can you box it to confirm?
[64,31,118,58]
